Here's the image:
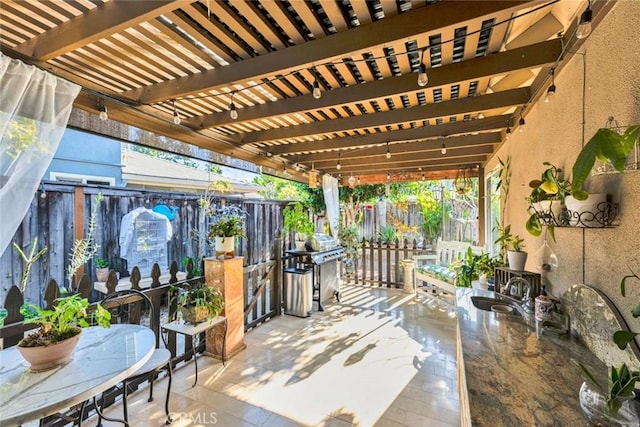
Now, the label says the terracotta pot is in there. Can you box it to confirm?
[181,305,209,324]
[18,328,81,371]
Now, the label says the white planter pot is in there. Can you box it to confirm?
[507,251,528,271]
[215,236,235,258]
[295,240,307,251]
[565,193,607,227]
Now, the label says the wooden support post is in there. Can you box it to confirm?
[477,166,486,248]
[204,257,246,359]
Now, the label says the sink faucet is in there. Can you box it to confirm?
[502,277,533,310]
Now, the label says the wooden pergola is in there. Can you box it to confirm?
[0,0,614,184]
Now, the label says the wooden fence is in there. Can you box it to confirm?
[344,238,433,287]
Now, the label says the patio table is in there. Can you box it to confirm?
[0,324,155,425]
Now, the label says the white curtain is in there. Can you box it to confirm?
[322,174,339,238]
[0,54,81,257]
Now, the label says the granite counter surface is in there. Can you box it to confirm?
[456,287,605,427]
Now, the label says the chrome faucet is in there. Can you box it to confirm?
[502,277,535,312]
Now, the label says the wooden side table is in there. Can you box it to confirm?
[161,316,227,387]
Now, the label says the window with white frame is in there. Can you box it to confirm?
[49,172,115,186]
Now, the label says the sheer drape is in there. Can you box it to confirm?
[0,54,81,257]
[322,174,339,238]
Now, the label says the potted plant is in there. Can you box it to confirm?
[567,125,639,226]
[495,224,527,271]
[208,206,247,258]
[376,225,398,246]
[95,257,110,282]
[525,162,571,240]
[18,294,111,371]
[175,282,224,324]
[451,249,501,288]
[282,202,314,251]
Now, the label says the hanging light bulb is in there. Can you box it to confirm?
[576,1,593,39]
[477,112,485,119]
[386,143,391,159]
[518,117,526,133]
[421,173,425,181]
[229,91,238,120]
[282,162,287,174]
[357,176,361,184]
[172,100,181,124]
[295,163,300,171]
[312,79,321,99]
[387,172,391,180]
[417,48,428,87]
[544,70,556,104]
[99,105,108,121]
[440,142,447,155]
[336,153,341,170]
[505,127,512,141]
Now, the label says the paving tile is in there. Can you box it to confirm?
[98,285,459,427]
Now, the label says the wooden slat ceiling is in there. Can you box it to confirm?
[0,0,613,184]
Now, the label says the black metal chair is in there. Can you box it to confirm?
[99,289,172,425]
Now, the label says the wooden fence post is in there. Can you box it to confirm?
[274,237,282,316]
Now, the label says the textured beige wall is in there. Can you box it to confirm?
[486,1,640,324]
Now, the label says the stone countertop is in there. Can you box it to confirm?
[456,286,605,426]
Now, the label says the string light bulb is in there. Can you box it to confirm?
[336,153,341,170]
[544,70,556,103]
[441,142,447,155]
[387,172,391,180]
[576,1,593,39]
[99,105,108,121]
[386,143,391,159]
[417,48,428,87]
[312,79,321,99]
[506,127,512,140]
[518,117,526,133]
[172,100,181,125]
[295,163,300,171]
[229,91,238,120]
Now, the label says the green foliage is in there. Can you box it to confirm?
[4,117,38,158]
[19,295,111,347]
[525,163,570,241]
[376,225,398,245]
[451,249,502,288]
[416,189,442,243]
[338,225,360,256]
[253,174,309,201]
[494,224,525,262]
[13,237,47,294]
[571,126,640,200]
[175,282,224,320]
[182,256,202,276]
[95,257,109,268]
[495,156,511,224]
[66,193,103,289]
[282,202,314,238]
[208,206,247,238]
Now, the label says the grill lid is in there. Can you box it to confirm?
[308,233,338,251]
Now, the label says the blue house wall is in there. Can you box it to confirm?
[45,128,123,186]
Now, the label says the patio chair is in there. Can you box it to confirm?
[99,289,172,425]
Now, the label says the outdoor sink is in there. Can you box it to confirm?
[471,296,525,317]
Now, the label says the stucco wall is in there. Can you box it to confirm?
[486,1,640,325]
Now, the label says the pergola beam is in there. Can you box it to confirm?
[13,1,191,61]
[187,39,561,129]
[124,1,532,103]
[326,156,487,174]
[268,115,510,155]
[237,88,527,145]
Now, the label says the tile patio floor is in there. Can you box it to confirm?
[94,285,460,426]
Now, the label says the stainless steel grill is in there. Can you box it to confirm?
[286,237,344,311]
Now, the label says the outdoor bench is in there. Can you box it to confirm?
[413,239,484,301]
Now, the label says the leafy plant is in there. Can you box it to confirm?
[18,295,111,347]
[208,205,247,239]
[182,256,202,276]
[282,202,314,239]
[451,249,502,288]
[525,163,570,241]
[12,237,47,293]
[66,193,103,289]
[95,257,109,269]
[571,125,640,200]
[338,225,360,256]
[495,224,525,261]
[174,282,224,320]
[376,225,398,245]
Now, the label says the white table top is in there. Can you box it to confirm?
[161,316,226,336]
[0,324,155,425]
